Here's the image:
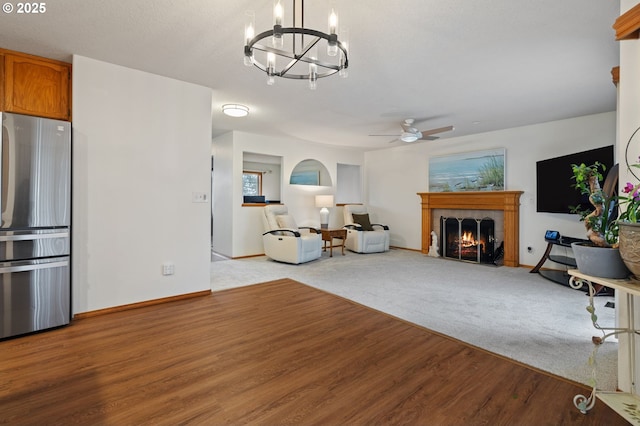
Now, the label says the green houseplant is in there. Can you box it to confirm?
[570,161,630,279]
[570,162,618,247]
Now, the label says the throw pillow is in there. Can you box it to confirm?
[276,214,298,230]
[352,213,374,231]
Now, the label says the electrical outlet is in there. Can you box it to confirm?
[192,192,208,203]
[162,262,175,276]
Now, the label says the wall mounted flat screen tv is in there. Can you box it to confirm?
[536,145,614,214]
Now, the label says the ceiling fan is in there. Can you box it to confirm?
[370,119,454,143]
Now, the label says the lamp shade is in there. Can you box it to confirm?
[315,195,334,208]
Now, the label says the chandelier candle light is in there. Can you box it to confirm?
[244,0,349,89]
[315,195,334,229]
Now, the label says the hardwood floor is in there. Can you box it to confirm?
[0,279,628,425]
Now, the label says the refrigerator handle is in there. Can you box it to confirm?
[0,260,68,274]
[0,232,69,242]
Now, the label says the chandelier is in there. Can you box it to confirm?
[243,0,349,90]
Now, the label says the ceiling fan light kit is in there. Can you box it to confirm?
[244,0,349,89]
[370,119,455,143]
[400,132,419,143]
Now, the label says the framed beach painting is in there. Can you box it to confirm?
[428,148,505,192]
[290,170,320,185]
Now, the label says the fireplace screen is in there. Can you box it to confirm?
[440,217,495,264]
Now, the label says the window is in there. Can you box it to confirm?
[242,171,262,196]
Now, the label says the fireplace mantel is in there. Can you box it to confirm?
[417,191,523,267]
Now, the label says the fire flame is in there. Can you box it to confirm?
[460,231,478,248]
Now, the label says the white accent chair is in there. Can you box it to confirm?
[342,204,390,253]
[262,205,322,264]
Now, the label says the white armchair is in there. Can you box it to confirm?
[343,204,390,253]
[262,205,322,264]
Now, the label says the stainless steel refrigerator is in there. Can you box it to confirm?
[0,112,71,339]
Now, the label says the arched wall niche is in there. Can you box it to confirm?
[289,159,332,186]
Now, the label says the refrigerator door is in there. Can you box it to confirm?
[0,229,70,262]
[0,112,71,229]
[0,256,70,339]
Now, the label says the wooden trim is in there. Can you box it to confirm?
[232,253,267,259]
[0,47,71,65]
[417,191,523,267]
[614,3,640,40]
[0,51,4,109]
[73,290,212,319]
[612,66,620,86]
[67,63,72,121]
[389,245,422,253]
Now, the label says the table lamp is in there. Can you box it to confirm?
[315,195,334,229]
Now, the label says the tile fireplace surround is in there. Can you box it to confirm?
[417,191,523,267]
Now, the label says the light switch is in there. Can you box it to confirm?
[162,262,175,276]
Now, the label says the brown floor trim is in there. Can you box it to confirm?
[73,289,212,319]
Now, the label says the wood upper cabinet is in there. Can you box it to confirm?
[0,49,71,121]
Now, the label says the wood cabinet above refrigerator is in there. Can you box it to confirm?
[0,48,71,121]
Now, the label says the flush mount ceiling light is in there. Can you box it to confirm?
[222,104,249,117]
[243,0,349,90]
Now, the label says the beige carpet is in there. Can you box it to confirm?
[210,248,618,391]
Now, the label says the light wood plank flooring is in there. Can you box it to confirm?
[0,279,628,425]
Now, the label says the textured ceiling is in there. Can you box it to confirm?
[0,0,621,150]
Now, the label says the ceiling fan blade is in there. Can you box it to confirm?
[419,125,454,138]
[369,134,400,136]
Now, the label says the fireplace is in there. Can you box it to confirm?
[441,217,495,264]
[417,191,523,267]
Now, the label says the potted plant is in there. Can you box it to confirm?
[617,127,640,279]
[570,161,630,279]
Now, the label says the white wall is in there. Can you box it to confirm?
[215,113,616,261]
[365,112,617,266]
[211,131,364,258]
[72,55,213,314]
[336,163,362,204]
[211,132,234,257]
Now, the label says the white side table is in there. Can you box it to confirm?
[568,269,640,424]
